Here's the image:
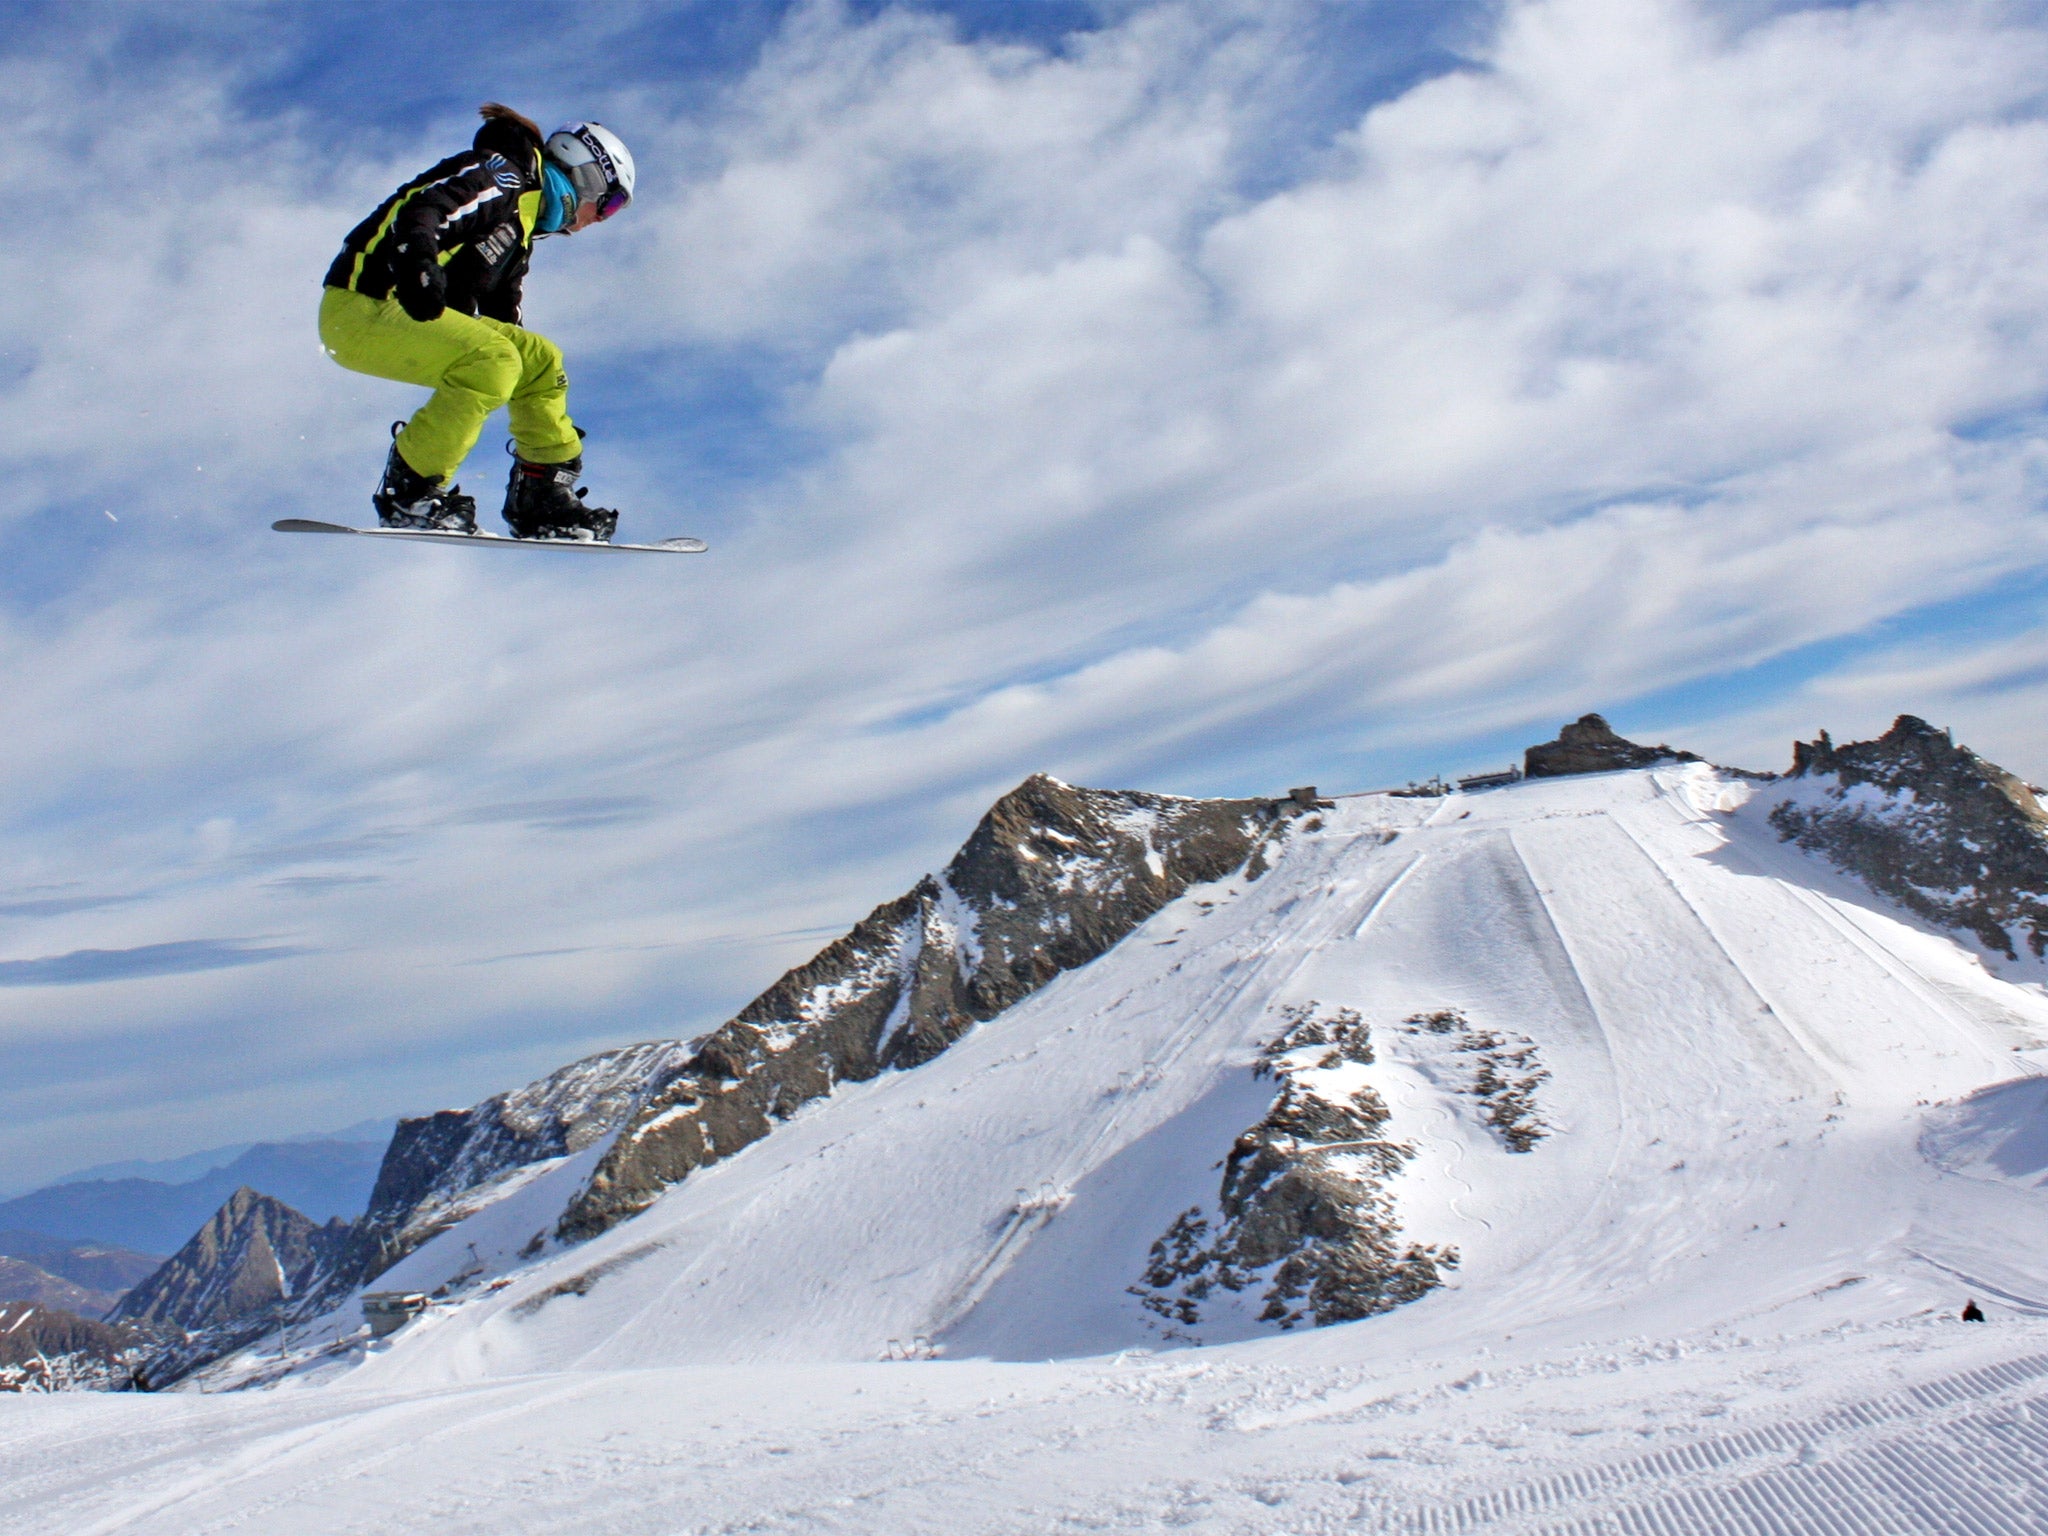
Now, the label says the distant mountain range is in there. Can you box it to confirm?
[0,1232,164,1315]
[7,1117,396,1196]
[0,1138,388,1256]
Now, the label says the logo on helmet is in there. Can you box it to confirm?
[574,128,617,188]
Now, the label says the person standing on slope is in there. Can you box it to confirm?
[319,104,634,541]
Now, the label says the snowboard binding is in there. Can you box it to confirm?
[502,453,618,543]
[373,435,477,534]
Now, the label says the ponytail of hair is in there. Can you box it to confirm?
[479,102,543,140]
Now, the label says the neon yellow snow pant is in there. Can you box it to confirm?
[318,287,581,481]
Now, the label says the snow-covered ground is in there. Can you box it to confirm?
[8,763,2048,1533]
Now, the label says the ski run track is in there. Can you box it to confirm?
[8,763,2048,1534]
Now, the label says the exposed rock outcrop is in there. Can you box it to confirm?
[1130,1004,1458,1335]
[557,775,1279,1242]
[1768,715,2048,959]
[1400,1009,1549,1152]
[339,1038,698,1288]
[1524,714,1698,779]
[0,1303,151,1392]
[109,1187,352,1379]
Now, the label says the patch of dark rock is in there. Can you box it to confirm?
[0,1302,154,1392]
[1523,714,1699,779]
[1769,715,2048,960]
[1403,1009,1550,1152]
[511,1242,663,1316]
[1130,1003,1457,1335]
[1258,1001,1374,1073]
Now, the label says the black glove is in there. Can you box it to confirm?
[396,259,447,323]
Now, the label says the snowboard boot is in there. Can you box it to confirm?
[502,455,618,543]
[373,438,477,534]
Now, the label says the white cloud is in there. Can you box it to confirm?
[5,0,2048,1185]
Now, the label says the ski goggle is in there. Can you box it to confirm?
[564,160,630,221]
[568,127,630,221]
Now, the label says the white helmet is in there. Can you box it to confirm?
[544,122,635,220]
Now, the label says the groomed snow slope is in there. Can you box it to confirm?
[9,763,2048,1534]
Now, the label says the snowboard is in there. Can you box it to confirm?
[272,519,708,554]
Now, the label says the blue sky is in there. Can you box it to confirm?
[5,0,2048,1192]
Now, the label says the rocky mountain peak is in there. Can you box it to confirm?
[940,772,1283,1019]
[110,1186,349,1337]
[1769,715,2048,959]
[554,775,1283,1243]
[1524,714,1699,779]
[344,1038,697,1287]
[1788,715,2047,827]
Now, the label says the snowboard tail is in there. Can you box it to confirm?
[273,519,707,554]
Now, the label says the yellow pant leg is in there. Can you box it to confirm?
[473,314,582,466]
[317,288,578,479]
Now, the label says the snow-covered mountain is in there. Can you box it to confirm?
[558,773,1276,1244]
[245,718,2037,1380]
[106,1189,352,1378]
[115,775,1283,1382]
[20,716,2048,1533]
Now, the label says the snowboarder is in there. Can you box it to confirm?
[1962,1299,1986,1322]
[319,104,635,541]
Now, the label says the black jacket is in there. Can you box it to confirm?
[324,115,544,324]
